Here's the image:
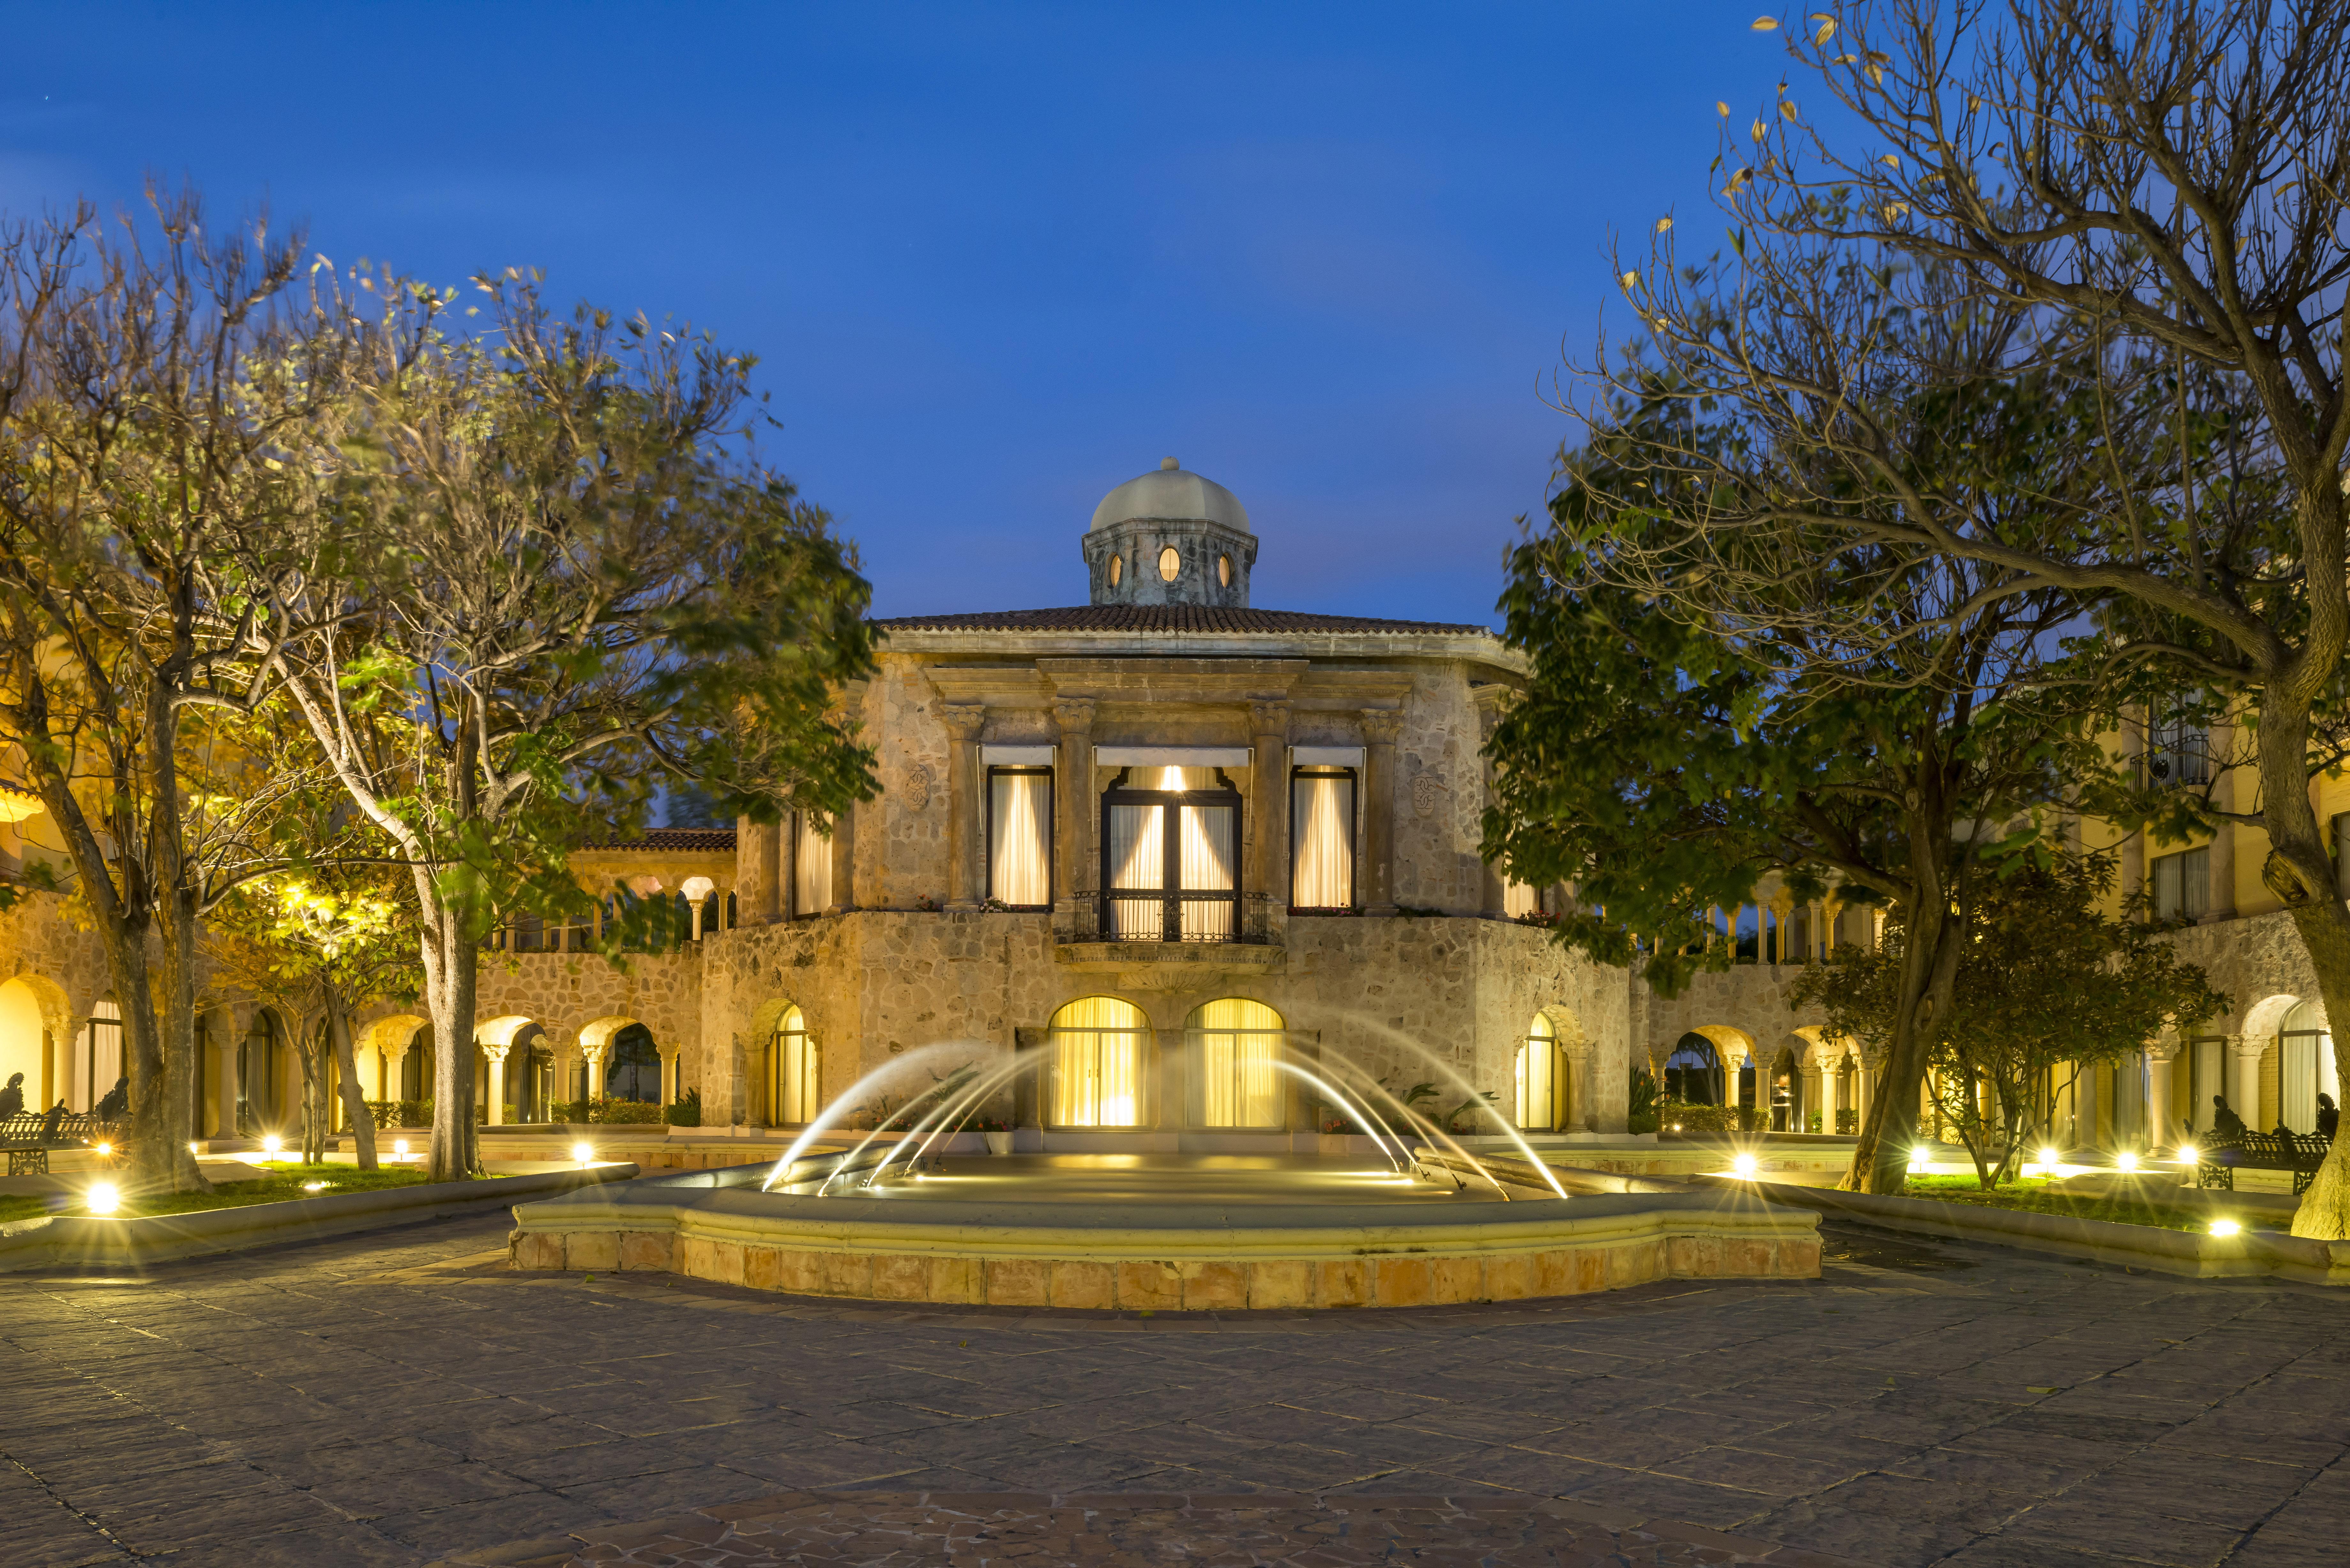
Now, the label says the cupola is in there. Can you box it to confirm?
[1081,456,1258,608]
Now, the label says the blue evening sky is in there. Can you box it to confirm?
[3,3,1795,625]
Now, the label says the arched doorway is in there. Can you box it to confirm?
[240,1008,284,1132]
[1048,996,1147,1127]
[75,997,124,1114]
[1189,997,1284,1128]
[608,1024,661,1102]
[1664,1032,1724,1106]
[1516,1013,1562,1130]
[0,976,47,1113]
[766,1004,818,1125]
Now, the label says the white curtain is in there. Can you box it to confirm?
[1291,774,1353,908]
[1195,997,1282,1127]
[1503,879,1541,917]
[1050,996,1145,1126]
[2281,1002,2338,1133]
[75,998,123,1112]
[989,773,1051,906]
[794,812,832,916]
[1179,804,1235,938]
[1107,803,1163,938]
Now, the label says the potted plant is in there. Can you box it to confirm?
[971,1116,1013,1155]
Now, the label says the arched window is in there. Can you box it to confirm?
[1190,997,1283,1128]
[1048,996,1146,1127]
[768,1006,819,1125]
[400,1023,431,1102]
[241,1008,283,1126]
[608,1024,661,1103]
[1157,545,1181,582]
[1516,1014,1559,1130]
[2279,1001,2338,1134]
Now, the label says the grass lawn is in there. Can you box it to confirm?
[1901,1173,2231,1233]
[0,1162,436,1223]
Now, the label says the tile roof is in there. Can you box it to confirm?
[586,828,737,853]
[874,605,1491,636]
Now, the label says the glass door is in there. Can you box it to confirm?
[1100,767,1241,941]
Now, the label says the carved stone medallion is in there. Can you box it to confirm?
[1411,772,1445,818]
[902,763,931,811]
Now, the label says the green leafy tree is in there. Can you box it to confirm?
[0,191,334,1193]
[1792,855,2225,1187]
[1708,1,2350,1236]
[252,271,877,1180]
[1489,309,2142,1191]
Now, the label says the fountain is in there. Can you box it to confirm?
[509,1033,1821,1309]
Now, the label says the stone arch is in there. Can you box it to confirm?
[2240,992,2302,1043]
[0,972,62,1111]
[355,1013,429,1104]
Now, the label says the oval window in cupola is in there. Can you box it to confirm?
[1108,554,1122,587]
[1158,546,1181,582]
[1217,553,1231,588]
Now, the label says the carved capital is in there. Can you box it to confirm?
[939,703,988,742]
[1052,697,1096,734]
[478,1042,511,1065]
[1359,707,1404,745]
[1247,698,1291,737]
[578,1041,610,1066]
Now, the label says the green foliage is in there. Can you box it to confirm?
[1790,857,2224,1186]
[1627,1067,1659,1135]
[363,1100,434,1129]
[663,1087,703,1127]
[553,1097,663,1126]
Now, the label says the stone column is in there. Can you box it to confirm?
[827,803,856,916]
[582,1042,609,1101]
[2145,1041,2179,1151]
[2228,1033,2261,1127]
[738,818,782,925]
[660,1046,683,1110]
[1053,698,1096,928]
[1855,1050,1877,1132]
[215,1018,242,1141]
[482,1044,509,1127]
[942,703,987,910]
[1479,705,1507,917]
[1566,1048,1591,1132]
[1360,708,1403,916]
[1249,700,1291,919]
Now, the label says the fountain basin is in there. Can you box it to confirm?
[507,1156,1821,1309]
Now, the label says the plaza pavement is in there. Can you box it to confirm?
[0,1212,2345,1567]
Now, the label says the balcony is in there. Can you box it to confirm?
[1054,893,1283,983]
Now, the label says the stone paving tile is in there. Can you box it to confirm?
[6,1215,2350,1566]
[423,1490,1876,1568]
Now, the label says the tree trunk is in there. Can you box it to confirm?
[151,894,214,1195]
[2255,698,2350,1239]
[323,975,379,1171]
[417,889,480,1182]
[1846,854,1968,1194]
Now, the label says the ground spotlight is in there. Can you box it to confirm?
[262,1134,283,1158]
[2210,1218,2241,1238]
[572,1141,593,1166]
[87,1182,119,1215]
[2178,1143,2199,1165]
[2116,1150,2139,1173]
[1733,1152,1759,1178]
[94,1142,111,1158]
[393,1139,410,1159]
[2038,1145,2060,1170]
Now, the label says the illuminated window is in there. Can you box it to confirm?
[768,1005,818,1124]
[2151,847,2209,922]
[1503,878,1543,917]
[1049,996,1145,1127]
[1108,554,1122,587]
[1516,1014,1559,1129]
[2280,1000,2338,1135]
[988,767,1051,908]
[793,811,833,917]
[1102,767,1238,940]
[1217,553,1231,588]
[1158,546,1180,582]
[1290,766,1354,909]
[1191,997,1284,1128]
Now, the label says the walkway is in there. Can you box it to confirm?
[1,1214,2344,1566]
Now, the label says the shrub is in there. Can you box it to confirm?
[1658,1100,1742,1135]
[1837,1108,1858,1135]
[1627,1067,1660,1134]
[551,1097,663,1125]
[664,1088,703,1127]
[364,1099,433,1128]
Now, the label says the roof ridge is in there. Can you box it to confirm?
[872,605,1492,635]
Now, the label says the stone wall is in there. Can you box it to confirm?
[692,909,1631,1133]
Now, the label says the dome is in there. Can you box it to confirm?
[1088,456,1251,534]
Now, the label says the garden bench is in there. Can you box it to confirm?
[0,1110,123,1176]
[2195,1130,2331,1196]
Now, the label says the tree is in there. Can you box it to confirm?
[1792,854,2225,1186]
[1491,293,2141,1192]
[254,272,878,1180]
[0,192,331,1193]
[1715,0,2350,1235]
